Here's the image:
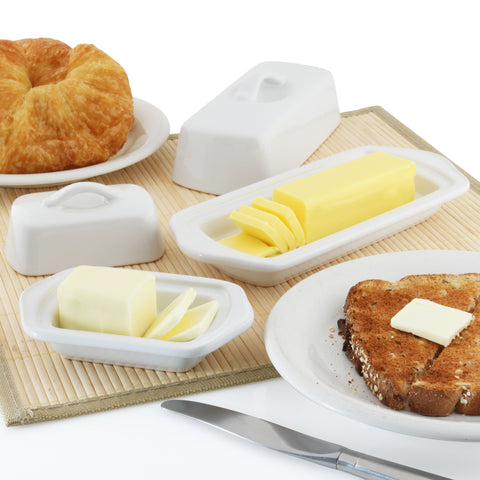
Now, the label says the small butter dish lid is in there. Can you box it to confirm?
[6,182,164,276]
[173,61,341,194]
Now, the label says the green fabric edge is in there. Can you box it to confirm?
[2,363,278,426]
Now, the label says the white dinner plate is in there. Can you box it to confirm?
[265,250,480,441]
[0,98,170,188]
[170,146,469,286]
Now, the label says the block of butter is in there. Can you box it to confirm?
[273,151,416,244]
[57,266,157,337]
[391,298,473,347]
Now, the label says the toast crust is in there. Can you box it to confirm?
[340,273,480,416]
[409,302,480,416]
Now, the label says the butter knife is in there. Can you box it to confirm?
[161,399,450,480]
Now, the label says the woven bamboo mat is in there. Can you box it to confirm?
[1,106,479,426]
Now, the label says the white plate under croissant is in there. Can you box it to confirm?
[0,98,169,188]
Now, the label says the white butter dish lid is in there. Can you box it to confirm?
[6,182,164,276]
[173,61,340,194]
[20,269,254,372]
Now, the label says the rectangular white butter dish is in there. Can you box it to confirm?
[20,269,254,372]
[169,146,470,286]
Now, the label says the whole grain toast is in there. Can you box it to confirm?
[409,301,480,416]
[339,273,480,415]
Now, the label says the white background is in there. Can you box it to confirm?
[1,1,479,479]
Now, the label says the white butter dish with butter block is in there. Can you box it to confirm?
[5,182,164,276]
[173,61,340,194]
[169,146,470,286]
[20,269,253,372]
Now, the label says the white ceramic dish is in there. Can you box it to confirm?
[20,269,253,372]
[265,250,480,441]
[170,146,470,286]
[0,98,170,188]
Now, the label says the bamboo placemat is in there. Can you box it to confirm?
[1,106,479,426]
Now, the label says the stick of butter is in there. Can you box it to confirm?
[391,298,473,347]
[57,266,157,337]
[272,151,416,243]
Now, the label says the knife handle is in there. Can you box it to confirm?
[337,449,451,480]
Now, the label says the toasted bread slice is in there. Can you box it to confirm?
[340,273,480,411]
[409,302,480,416]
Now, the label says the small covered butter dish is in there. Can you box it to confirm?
[6,182,164,276]
[173,61,340,194]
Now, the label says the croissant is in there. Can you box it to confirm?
[0,38,134,174]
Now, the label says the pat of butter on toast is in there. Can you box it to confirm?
[391,298,473,346]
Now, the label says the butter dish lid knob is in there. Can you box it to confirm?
[42,182,120,208]
[233,73,288,102]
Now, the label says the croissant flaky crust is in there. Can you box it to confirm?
[0,38,134,174]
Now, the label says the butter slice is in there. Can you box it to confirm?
[272,151,416,244]
[229,209,289,253]
[144,288,196,340]
[57,266,157,337]
[391,298,473,347]
[219,232,280,257]
[161,300,219,342]
[238,206,296,250]
[251,197,306,247]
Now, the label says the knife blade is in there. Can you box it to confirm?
[161,399,451,480]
